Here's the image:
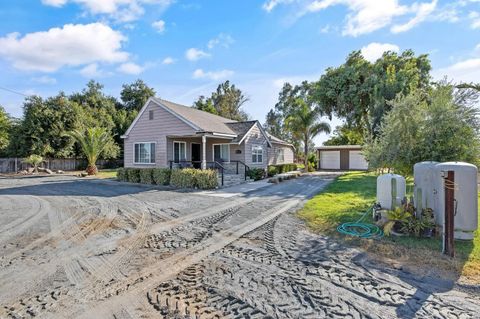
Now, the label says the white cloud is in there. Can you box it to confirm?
[319,24,330,33]
[192,69,234,81]
[117,62,145,75]
[391,0,438,33]
[41,0,67,7]
[0,23,129,72]
[435,58,480,83]
[185,48,211,61]
[207,33,235,49]
[162,57,175,64]
[264,0,442,36]
[469,11,480,29]
[361,42,400,62]
[80,63,104,77]
[31,75,57,84]
[152,20,166,33]
[42,0,174,22]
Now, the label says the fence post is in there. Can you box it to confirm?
[443,170,455,257]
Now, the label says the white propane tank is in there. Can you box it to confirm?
[413,161,438,216]
[377,174,406,210]
[433,162,478,240]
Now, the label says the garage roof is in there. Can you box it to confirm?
[316,145,362,150]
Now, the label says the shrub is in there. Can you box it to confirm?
[126,168,141,183]
[116,168,126,181]
[170,168,197,188]
[153,168,171,185]
[267,165,278,177]
[248,168,265,181]
[139,168,154,184]
[195,169,218,189]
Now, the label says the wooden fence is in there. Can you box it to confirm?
[0,158,123,173]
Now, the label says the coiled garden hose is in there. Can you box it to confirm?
[336,206,384,239]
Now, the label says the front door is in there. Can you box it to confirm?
[191,143,201,168]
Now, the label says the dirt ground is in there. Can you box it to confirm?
[0,174,479,318]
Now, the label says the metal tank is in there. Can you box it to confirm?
[413,161,438,217]
[433,162,478,240]
[377,174,406,210]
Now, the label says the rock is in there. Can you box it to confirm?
[37,167,46,172]
[56,170,64,174]
[19,170,28,175]
[45,169,53,174]
[27,167,34,174]
[80,172,88,177]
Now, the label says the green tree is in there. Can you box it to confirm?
[23,154,43,173]
[323,125,364,146]
[120,79,156,111]
[312,49,431,137]
[193,81,249,121]
[67,127,112,175]
[364,83,480,175]
[0,106,11,155]
[285,99,331,168]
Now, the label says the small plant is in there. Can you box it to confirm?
[247,168,265,181]
[267,165,278,177]
[116,168,126,181]
[383,207,412,236]
[24,155,43,173]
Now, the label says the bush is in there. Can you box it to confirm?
[248,168,265,181]
[170,168,197,188]
[153,168,171,185]
[126,168,141,183]
[139,168,154,184]
[267,165,278,177]
[195,169,218,189]
[267,163,298,176]
[116,168,126,181]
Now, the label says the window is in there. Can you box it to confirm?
[252,145,263,163]
[149,110,154,120]
[173,141,186,163]
[134,142,155,164]
[213,144,230,162]
[276,148,284,162]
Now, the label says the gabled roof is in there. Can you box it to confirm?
[266,133,294,147]
[226,121,257,143]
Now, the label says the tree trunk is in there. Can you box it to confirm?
[86,164,98,175]
[304,135,309,172]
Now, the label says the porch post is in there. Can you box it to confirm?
[201,135,207,170]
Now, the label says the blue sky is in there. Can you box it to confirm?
[0,0,479,145]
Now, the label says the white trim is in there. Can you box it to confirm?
[122,97,200,138]
[212,143,230,162]
[236,121,272,147]
[173,140,187,162]
[133,141,156,165]
[251,145,264,164]
[316,145,362,150]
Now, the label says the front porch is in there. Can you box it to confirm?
[166,134,250,187]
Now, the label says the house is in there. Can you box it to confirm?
[316,145,368,170]
[121,98,295,179]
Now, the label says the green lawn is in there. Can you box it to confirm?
[298,171,480,282]
[95,168,118,179]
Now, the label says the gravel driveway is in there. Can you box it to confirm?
[0,174,478,318]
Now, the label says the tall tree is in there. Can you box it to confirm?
[311,49,431,137]
[67,127,111,175]
[0,106,10,155]
[120,79,156,111]
[323,125,364,146]
[193,81,249,121]
[285,99,331,169]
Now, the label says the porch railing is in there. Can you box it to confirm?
[229,160,250,181]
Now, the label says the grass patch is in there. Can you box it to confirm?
[95,169,118,179]
[298,171,480,282]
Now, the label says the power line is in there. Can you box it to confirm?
[0,86,32,97]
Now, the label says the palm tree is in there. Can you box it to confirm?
[285,99,331,170]
[24,154,43,174]
[68,127,110,175]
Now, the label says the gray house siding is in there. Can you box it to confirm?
[124,101,196,168]
[268,143,295,165]
[244,123,269,169]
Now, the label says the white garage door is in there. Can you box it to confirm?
[349,150,368,170]
[320,151,340,169]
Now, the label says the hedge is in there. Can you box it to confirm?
[117,168,126,181]
[267,163,298,177]
[153,168,171,185]
[126,168,141,183]
[139,168,154,184]
[247,168,265,181]
[170,168,218,189]
[195,169,218,189]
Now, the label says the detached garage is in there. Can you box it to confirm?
[316,145,368,171]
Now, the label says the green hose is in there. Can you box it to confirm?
[336,206,384,239]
